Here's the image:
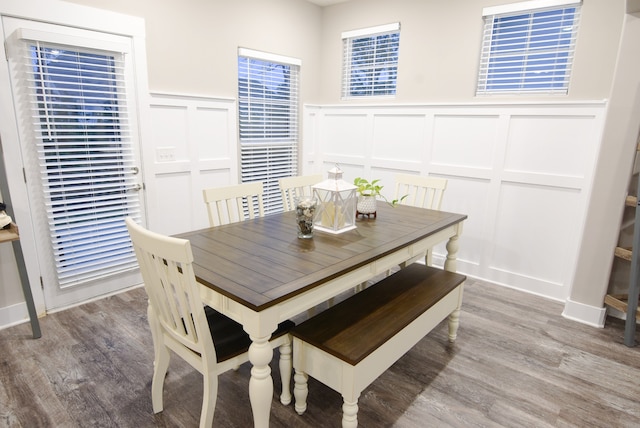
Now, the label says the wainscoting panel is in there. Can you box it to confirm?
[149,104,189,162]
[489,182,582,297]
[304,102,606,302]
[151,172,194,236]
[322,113,369,160]
[146,94,237,235]
[431,114,500,171]
[431,174,491,271]
[193,106,234,161]
[504,115,599,179]
[371,114,426,163]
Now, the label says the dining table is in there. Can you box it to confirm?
[176,202,467,428]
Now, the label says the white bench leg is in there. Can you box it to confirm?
[448,307,461,342]
[294,369,309,415]
[342,398,359,428]
[279,340,292,405]
[448,284,464,342]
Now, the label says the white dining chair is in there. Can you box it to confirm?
[278,174,323,211]
[125,217,293,427]
[395,173,447,211]
[202,182,265,227]
[395,173,448,266]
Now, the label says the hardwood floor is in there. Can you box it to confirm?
[1,278,639,427]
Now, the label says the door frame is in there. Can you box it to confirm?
[0,0,151,318]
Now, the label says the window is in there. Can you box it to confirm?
[11,33,141,288]
[477,0,581,95]
[342,23,400,98]
[238,48,300,214]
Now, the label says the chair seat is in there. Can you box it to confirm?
[205,306,294,362]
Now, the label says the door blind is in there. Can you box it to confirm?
[19,40,141,287]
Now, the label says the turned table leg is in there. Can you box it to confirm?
[248,335,274,428]
[444,223,462,273]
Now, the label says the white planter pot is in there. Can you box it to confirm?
[357,195,377,214]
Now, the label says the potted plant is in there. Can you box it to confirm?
[353,177,408,217]
[353,177,380,216]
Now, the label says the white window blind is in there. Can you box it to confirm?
[342,23,400,99]
[477,1,581,95]
[238,49,300,214]
[17,39,141,287]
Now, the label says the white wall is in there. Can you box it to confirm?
[568,11,640,325]
[317,0,623,103]
[65,0,324,101]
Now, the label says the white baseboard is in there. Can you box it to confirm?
[0,283,145,331]
[0,301,30,331]
[562,298,606,328]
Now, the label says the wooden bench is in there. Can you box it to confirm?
[291,263,466,428]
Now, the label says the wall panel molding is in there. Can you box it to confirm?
[305,101,607,310]
[146,93,237,235]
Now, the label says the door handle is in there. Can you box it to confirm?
[128,183,143,192]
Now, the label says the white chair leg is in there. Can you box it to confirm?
[200,370,218,428]
[279,340,292,405]
[148,304,169,414]
[341,398,359,428]
[151,345,170,413]
[294,369,308,415]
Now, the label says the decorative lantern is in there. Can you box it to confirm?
[312,166,357,234]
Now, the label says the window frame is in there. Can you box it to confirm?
[341,22,401,99]
[237,48,301,215]
[476,0,581,95]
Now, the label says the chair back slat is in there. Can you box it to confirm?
[395,174,447,210]
[203,182,265,227]
[279,174,323,211]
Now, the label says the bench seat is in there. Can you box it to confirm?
[291,263,466,428]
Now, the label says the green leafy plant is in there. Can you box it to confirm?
[388,194,408,206]
[353,177,383,197]
[353,177,407,207]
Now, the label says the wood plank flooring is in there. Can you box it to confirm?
[1,277,639,427]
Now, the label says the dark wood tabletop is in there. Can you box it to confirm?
[177,203,466,311]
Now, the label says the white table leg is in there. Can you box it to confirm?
[444,223,462,273]
[445,224,463,342]
[342,398,359,428]
[249,335,274,428]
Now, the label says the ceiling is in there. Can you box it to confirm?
[305,0,351,6]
